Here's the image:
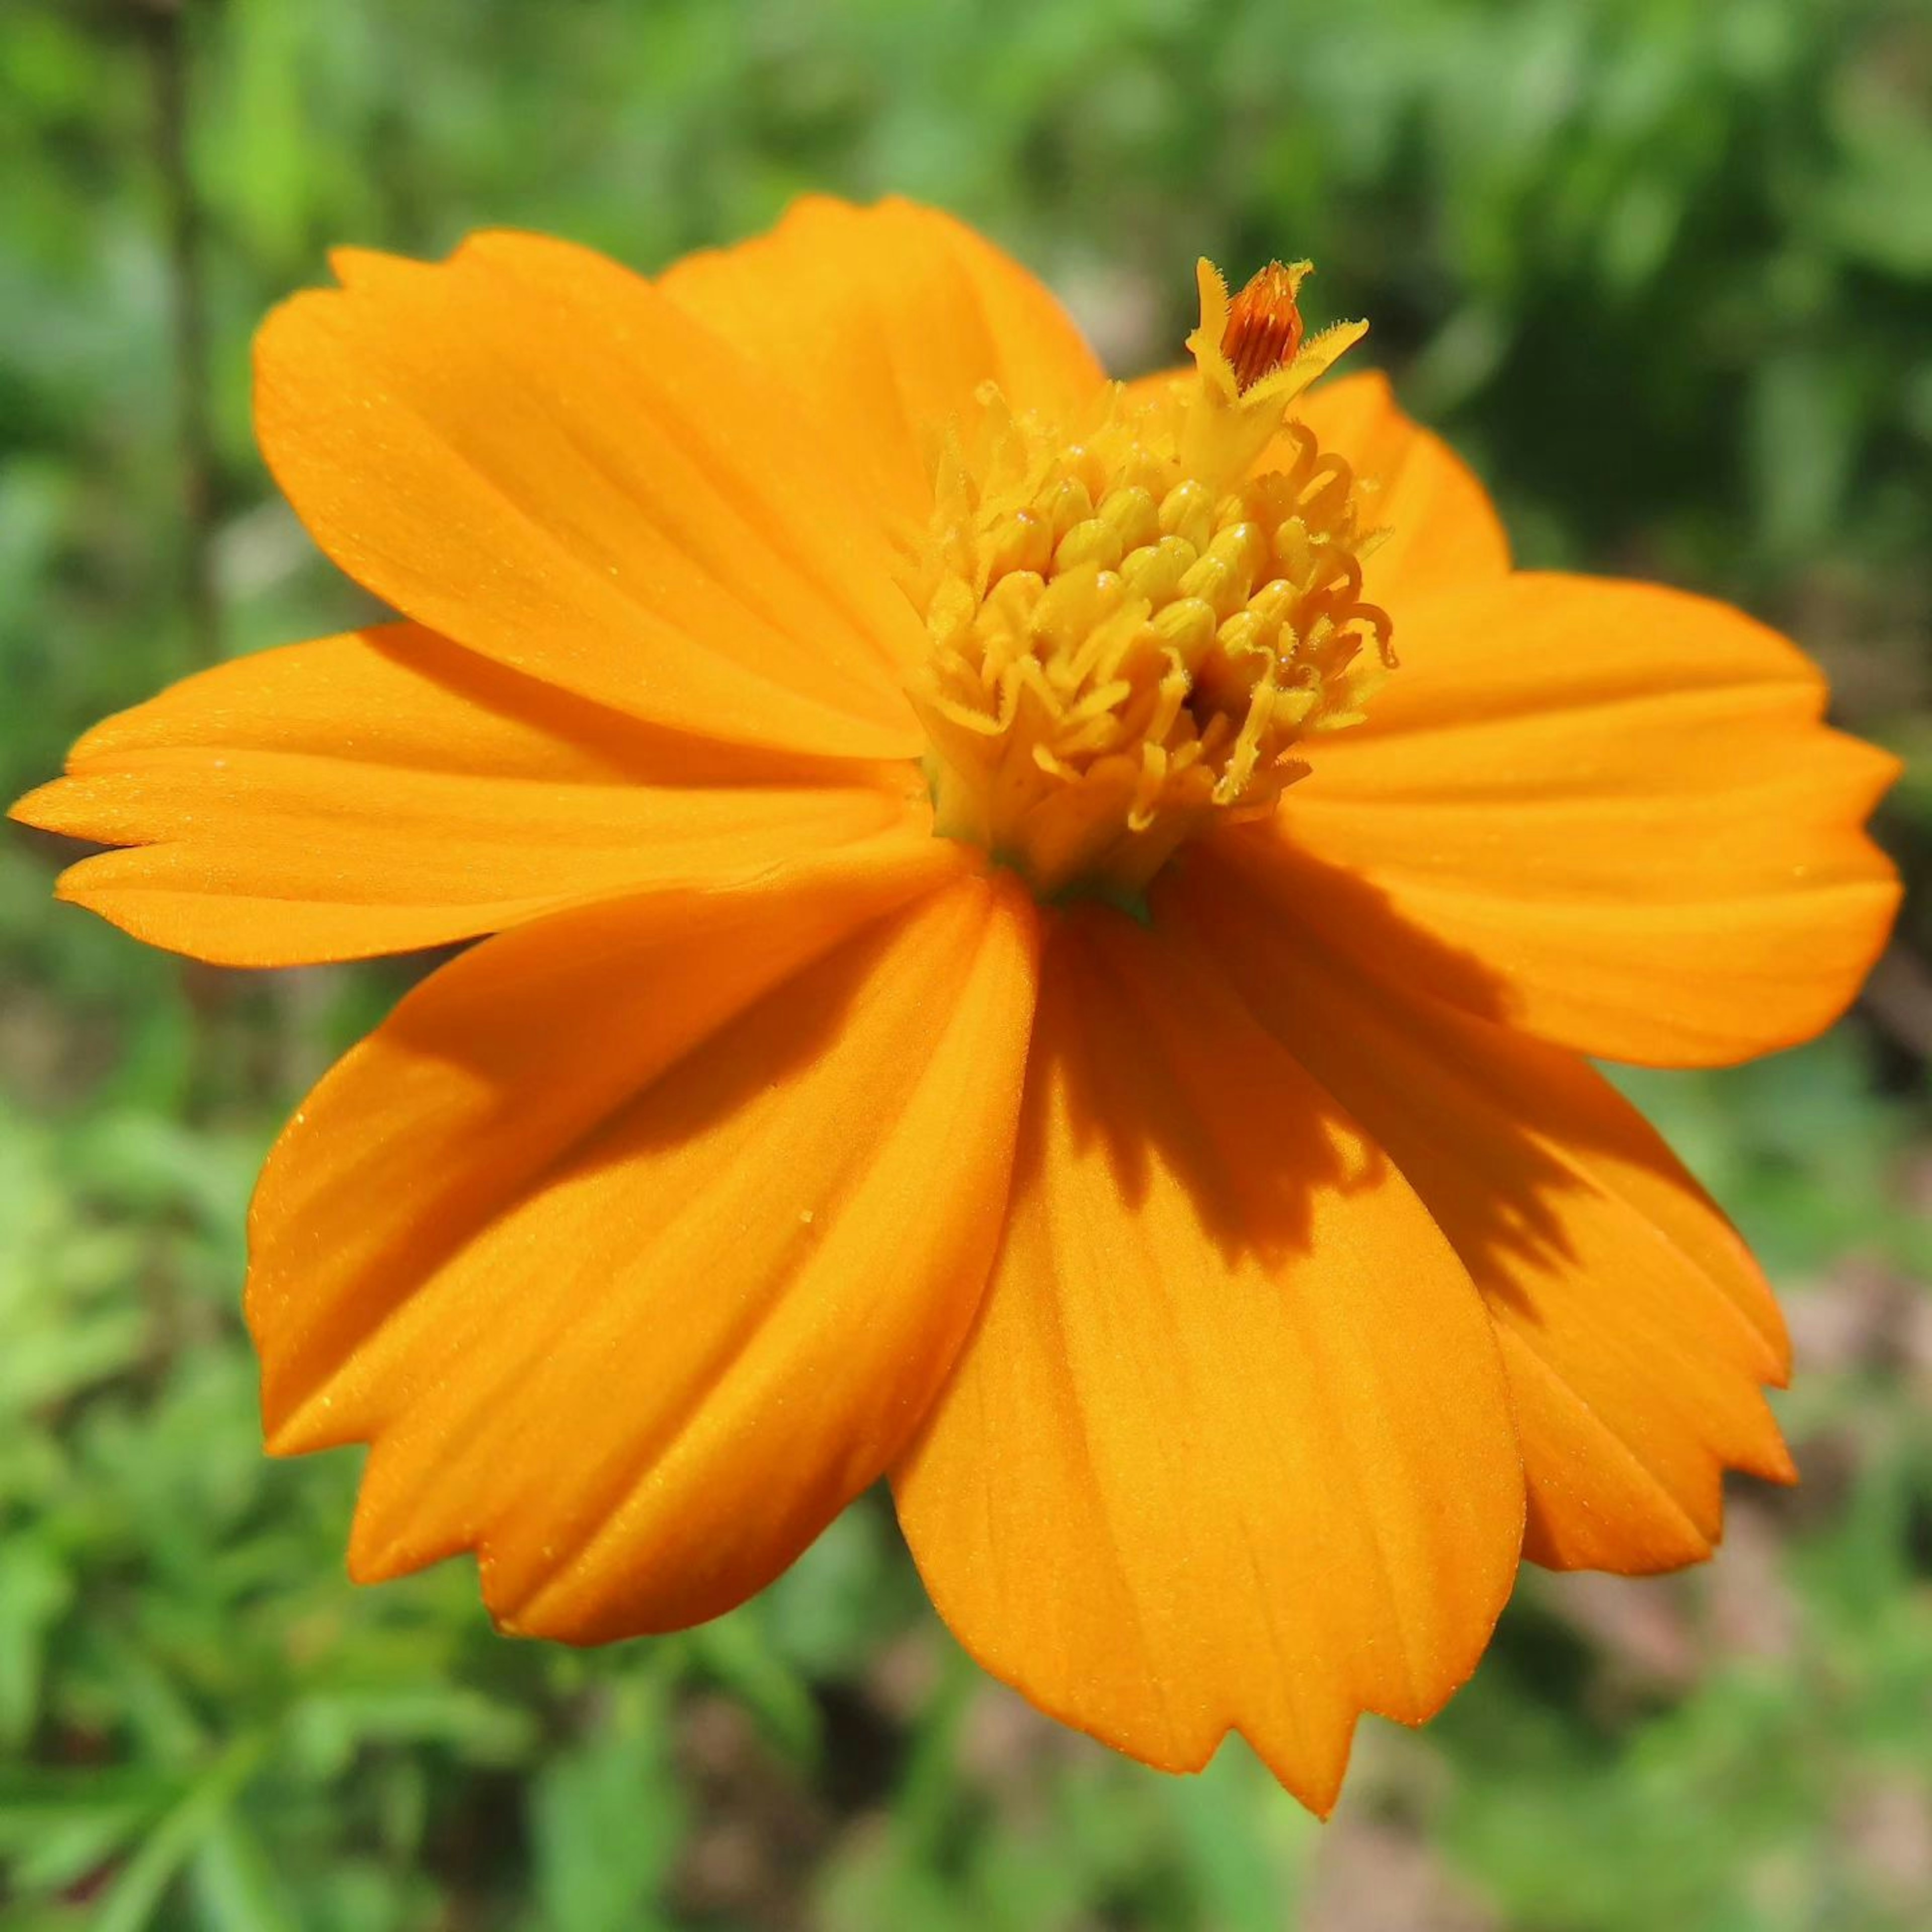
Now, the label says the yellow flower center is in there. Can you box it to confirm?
[910,260,1393,904]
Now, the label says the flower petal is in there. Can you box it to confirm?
[249,846,1038,1638]
[1272,574,1902,1065]
[1292,370,1510,605]
[661,196,1105,551]
[256,232,927,759]
[1168,843,1794,1575]
[11,625,920,967]
[892,904,1522,1812]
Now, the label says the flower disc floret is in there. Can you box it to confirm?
[911,260,1392,901]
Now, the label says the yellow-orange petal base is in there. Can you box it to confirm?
[8,197,1902,1816]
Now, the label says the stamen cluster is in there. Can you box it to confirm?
[911,373,1392,900]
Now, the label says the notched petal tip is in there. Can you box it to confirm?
[8,777,74,834]
[324,244,422,293]
[894,906,1522,1815]
[247,862,1039,1648]
[1843,737,1909,811]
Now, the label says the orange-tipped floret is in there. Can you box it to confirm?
[1221,263,1306,393]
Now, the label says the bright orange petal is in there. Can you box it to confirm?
[1167,847,1794,1575]
[1267,573,1901,1065]
[1118,366,1508,606]
[661,196,1104,552]
[892,904,1522,1813]
[1292,370,1510,605]
[255,233,926,759]
[249,849,1038,1638]
[11,625,921,967]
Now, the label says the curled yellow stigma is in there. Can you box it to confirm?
[911,259,1390,903]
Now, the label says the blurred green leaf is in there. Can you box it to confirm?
[92,1734,268,1932]
[528,1674,684,1932]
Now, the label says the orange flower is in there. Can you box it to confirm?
[13,198,1901,1812]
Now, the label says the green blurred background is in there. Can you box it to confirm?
[5,0,1931,1926]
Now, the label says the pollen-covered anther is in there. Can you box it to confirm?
[1221,263,1306,393]
[911,317,1393,902]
